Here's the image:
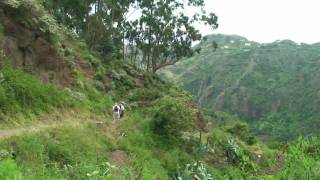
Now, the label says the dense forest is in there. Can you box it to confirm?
[0,0,320,179]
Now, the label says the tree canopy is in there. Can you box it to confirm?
[42,0,218,72]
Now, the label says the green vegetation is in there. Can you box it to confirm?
[152,95,195,143]
[0,159,21,180]
[0,66,112,126]
[0,125,116,179]
[175,161,213,180]
[275,137,320,178]
[0,66,76,114]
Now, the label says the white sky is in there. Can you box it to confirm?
[199,0,320,44]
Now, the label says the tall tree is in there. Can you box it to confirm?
[42,0,135,57]
[125,0,218,72]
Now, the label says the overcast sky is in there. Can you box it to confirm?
[199,0,320,44]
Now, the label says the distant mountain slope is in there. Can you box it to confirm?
[161,34,320,140]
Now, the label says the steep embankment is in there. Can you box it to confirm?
[161,34,320,141]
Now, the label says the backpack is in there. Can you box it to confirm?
[113,105,119,112]
[119,104,125,111]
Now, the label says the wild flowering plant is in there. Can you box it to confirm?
[175,161,214,180]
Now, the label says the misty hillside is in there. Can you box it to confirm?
[161,34,320,141]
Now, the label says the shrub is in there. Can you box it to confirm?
[81,84,113,114]
[94,66,107,81]
[225,138,240,164]
[128,88,161,102]
[96,36,117,58]
[117,76,135,90]
[2,0,61,35]
[224,138,257,174]
[151,96,195,143]
[0,149,14,160]
[227,122,257,145]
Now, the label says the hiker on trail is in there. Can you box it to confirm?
[119,103,125,118]
[112,103,125,120]
[112,103,121,120]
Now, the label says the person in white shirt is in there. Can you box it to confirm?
[112,103,121,120]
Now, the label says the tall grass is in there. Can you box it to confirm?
[0,125,115,179]
[0,67,77,115]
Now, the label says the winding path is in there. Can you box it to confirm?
[0,120,82,140]
[0,111,108,140]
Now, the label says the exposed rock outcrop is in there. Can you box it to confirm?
[0,10,73,87]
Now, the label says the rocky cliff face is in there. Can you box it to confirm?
[0,9,73,87]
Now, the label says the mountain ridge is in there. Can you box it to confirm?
[161,33,320,141]
[200,33,320,46]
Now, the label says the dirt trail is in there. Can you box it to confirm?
[0,123,52,140]
[0,120,83,140]
[263,153,285,175]
[0,110,106,140]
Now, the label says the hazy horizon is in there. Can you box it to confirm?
[199,0,320,44]
[199,33,320,45]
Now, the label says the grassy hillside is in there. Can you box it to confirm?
[161,34,320,141]
[0,1,320,179]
